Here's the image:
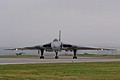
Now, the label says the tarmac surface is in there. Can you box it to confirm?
[0,56,120,64]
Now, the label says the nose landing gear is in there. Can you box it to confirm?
[55,51,59,59]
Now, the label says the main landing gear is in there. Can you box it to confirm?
[73,49,77,59]
[39,49,77,59]
[40,49,44,59]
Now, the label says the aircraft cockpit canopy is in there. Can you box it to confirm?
[53,39,58,42]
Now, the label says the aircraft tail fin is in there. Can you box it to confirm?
[59,30,61,41]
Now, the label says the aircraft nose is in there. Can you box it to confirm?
[51,42,61,50]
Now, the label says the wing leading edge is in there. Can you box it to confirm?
[62,43,102,50]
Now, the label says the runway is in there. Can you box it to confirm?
[0,56,120,64]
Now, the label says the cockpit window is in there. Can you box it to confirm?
[53,39,58,42]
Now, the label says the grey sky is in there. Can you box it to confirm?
[0,0,120,47]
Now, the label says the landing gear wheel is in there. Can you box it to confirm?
[40,56,44,59]
[55,56,59,59]
[73,56,77,59]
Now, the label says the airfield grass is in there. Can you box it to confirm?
[0,62,120,80]
[0,55,39,58]
[1,54,120,58]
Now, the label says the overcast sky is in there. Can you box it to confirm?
[0,0,120,47]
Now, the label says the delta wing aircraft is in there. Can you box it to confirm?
[6,31,113,59]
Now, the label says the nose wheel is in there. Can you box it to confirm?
[55,51,59,59]
[40,56,44,59]
[73,56,77,59]
[55,56,59,59]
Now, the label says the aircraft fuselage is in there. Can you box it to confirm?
[51,39,62,51]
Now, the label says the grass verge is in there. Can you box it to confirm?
[1,54,120,58]
[0,62,120,80]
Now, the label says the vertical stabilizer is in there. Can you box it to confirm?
[59,30,61,41]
